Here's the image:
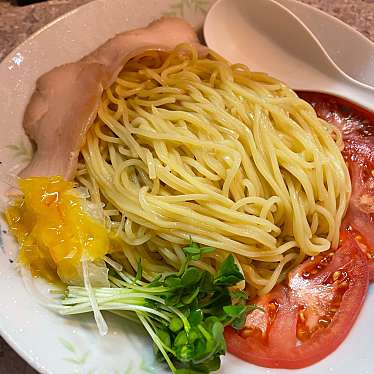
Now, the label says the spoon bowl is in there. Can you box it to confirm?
[204,0,374,110]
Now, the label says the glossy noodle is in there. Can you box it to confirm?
[77,44,351,296]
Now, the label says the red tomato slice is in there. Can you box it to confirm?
[225,235,369,369]
[297,91,374,280]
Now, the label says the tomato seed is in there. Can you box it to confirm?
[338,281,349,289]
[302,271,310,279]
[296,328,309,341]
[318,318,331,327]
[333,271,341,282]
[268,301,279,323]
[240,328,252,338]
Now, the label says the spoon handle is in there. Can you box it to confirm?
[276,0,374,88]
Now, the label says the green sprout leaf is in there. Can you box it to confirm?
[223,304,247,317]
[135,259,143,284]
[214,255,244,286]
[188,309,203,327]
[183,241,215,262]
[57,242,257,374]
[181,268,203,287]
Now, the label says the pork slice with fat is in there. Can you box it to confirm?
[21,17,205,180]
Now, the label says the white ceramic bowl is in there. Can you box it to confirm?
[0,1,373,373]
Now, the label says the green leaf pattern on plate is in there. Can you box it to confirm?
[165,0,209,17]
[5,139,33,163]
[59,337,90,365]
[59,337,160,373]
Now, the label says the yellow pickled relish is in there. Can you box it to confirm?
[5,176,109,284]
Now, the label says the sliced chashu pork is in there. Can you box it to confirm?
[21,17,205,180]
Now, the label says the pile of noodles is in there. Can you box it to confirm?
[76,44,351,297]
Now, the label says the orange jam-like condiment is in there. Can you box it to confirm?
[5,176,109,284]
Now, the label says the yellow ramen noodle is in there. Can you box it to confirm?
[77,44,350,296]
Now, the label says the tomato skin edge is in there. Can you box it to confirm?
[297,91,374,282]
[369,264,374,282]
[225,237,369,369]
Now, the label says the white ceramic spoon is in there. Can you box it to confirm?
[204,0,374,110]
[277,0,374,87]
